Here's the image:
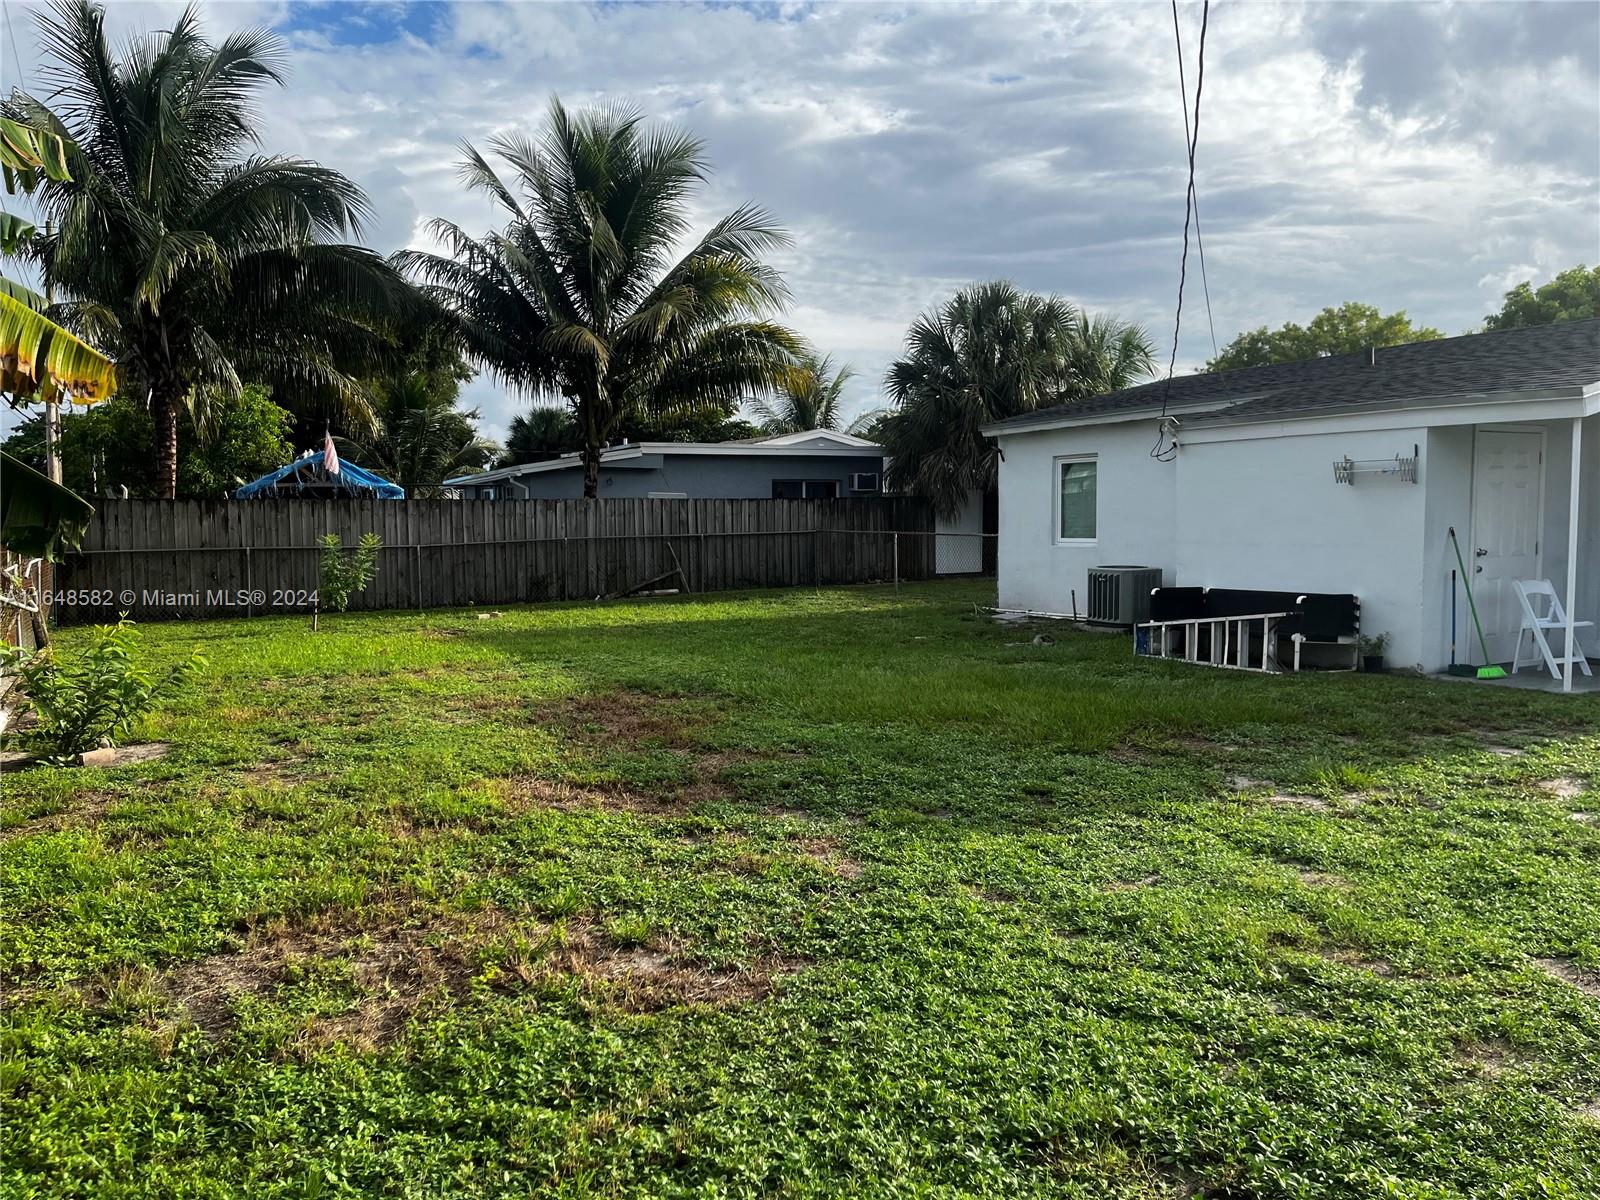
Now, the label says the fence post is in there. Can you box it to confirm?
[245,547,253,616]
[893,532,900,593]
[412,544,422,611]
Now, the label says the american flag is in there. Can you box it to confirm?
[322,430,340,476]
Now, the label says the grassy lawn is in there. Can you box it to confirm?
[3,581,1598,1198]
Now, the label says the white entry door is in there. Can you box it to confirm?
[1469,429,1543,663]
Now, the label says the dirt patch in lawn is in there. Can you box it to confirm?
[78,742,171,769]
[1227,775,1333,813]
[502,692,812,816]
[0,789,122,842]
[234,757,309,788]
[1290,866,1349,890]
[1316,947,1396,977]
[153,899,455,1037]
[1534,957,1600,999]
[151,902,798,1047]
[790,836,862,879]
[1482,745,1524,758]
[559,692,711,749]
[1269,793,1331,813]
[1105,873,1161,893]
[678,750,755,806]
[1536,777,1589,800]
[505,776,699,817]
[1454,1037,1532,1076]
[533,920,798,1013]
[166,916,484,1048]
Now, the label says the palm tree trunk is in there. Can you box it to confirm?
[582,392,604,499]
[151,384,181,500]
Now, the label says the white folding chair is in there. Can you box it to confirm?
[1512,579,1594,680]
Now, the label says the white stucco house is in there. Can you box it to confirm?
[982,319,1599,688]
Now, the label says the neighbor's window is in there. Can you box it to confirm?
[772,480,840,499]
[1056,456,1097,541]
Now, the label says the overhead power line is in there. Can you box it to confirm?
[1152,0,1210,462]
[3,0,28,93]
[1172,2,1218,360]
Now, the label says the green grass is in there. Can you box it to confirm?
[3,581,1598,1198]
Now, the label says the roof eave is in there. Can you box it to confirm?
[1193,383,1597,427]
[981,399,1230,438]
[445,439,886,486]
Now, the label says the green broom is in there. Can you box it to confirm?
[1447,527,1508,679]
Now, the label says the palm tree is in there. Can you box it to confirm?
[5,0,408,498]
[401,98,802,498]
[879,281,1154,516]
[351,372,498,498]
[1063,310,1160,399]
[749,348,854,434]
[502,407,579,466]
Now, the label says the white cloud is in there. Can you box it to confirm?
[4,0,1596,444]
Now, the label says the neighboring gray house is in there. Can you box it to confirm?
[448,430,887,500]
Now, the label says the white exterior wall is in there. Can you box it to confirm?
[994,420,1178,615]
[1177,424,1431,669]
[995,407,1595,673]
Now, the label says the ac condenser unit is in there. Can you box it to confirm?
[1086,565,1162,626]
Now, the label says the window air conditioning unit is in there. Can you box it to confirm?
[849,471,881,493]
[1086,565,1162,627]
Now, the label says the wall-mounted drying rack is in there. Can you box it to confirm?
[1333,443,1418,485]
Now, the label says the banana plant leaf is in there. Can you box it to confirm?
[0,289,117,403]
[1,448,93,560]
[0,275,45,308]
[0,210,37,255]
[0,117,70,192]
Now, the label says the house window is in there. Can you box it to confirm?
[1056,456,1097,542]
[772,479,840,499]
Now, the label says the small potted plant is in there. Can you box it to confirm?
[1358,632,1390,673]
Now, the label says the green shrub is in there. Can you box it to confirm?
[317,532,381,615]
[1,618,205,763]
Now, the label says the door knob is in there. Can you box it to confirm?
[1474,548,1488,557]
[1474,565,1483,574]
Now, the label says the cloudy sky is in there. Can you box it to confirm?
[4,0,1597,442]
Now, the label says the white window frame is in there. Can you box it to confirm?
[1053,453,1098,546]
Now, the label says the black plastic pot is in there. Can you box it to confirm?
[1362,655,1384,673]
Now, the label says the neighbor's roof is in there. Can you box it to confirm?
[982,318,1600,436]
[449,429,882,487]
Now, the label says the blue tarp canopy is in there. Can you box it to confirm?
[234,454,405,500]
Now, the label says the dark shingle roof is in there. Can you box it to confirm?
[985,318,1600,433]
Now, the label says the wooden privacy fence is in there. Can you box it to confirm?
[51,497,940,623]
